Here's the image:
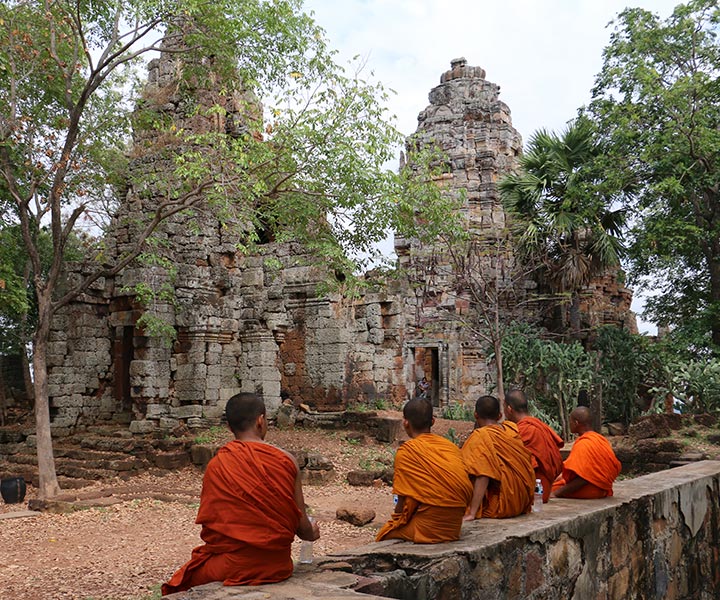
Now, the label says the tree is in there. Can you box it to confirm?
[433,228,542,407]
[501,322,593,440]
[0,1,440,498]
[590,0,720,352]
[499,117,626,337]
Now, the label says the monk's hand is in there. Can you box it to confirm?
[309,519,320,541]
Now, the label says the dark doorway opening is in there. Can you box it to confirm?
[114,326,134,413]
[413,346,440,407]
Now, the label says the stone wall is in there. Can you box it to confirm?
[45,53,638,435]
[165,460,720,600]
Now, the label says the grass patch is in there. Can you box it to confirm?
[441,403,474,421]
[193,425,228,444]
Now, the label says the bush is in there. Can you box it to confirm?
[441,403,474,421]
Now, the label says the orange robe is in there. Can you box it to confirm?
[553,431,622,498]
[376,433,473,543]
[517,417,564,502]
[162,441,301,595]
[461,421,535,518]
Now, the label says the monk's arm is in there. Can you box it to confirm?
[552,474,589,498]
[463,475,489,522]
[291,459,321,541]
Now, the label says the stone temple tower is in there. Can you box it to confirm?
[395,58,524,404]
[397,57,522,264]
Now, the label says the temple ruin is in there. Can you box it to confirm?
[45,50,635,436]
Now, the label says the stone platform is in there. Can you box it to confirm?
[166,461,720,600]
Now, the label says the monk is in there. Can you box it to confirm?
[552,406,622,499]
[376,397,473,543]
[504,389,564,502]
[162,393,320,595]
[461,395,535,521]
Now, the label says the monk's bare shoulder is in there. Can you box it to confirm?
[268,444,300,469]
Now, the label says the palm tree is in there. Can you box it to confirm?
[500,117,626,337]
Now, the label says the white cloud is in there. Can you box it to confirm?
[304,0,678,139]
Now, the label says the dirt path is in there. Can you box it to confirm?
[0,416,474,600]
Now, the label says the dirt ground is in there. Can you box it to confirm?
[0,412,474,600]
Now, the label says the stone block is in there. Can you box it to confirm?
[146,403,169,419]
[336,506,376,526]
[368,328,384,345]
[129,420,156,434]
[300,468,335,485]
[190,444,217,467]
[305,453,334,471]
[202,404,225,420]
[371,417,401,443]
[159,417,181,430]
[175,363,207,380]
[172,405,203,419]
[153,450,191,470]
[346,470,384,486]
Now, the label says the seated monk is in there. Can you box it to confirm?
[552,406,622,499]
[504,389,564,503]
[376,397,473,543]
[461,395,535,521]
[161,393,319,595]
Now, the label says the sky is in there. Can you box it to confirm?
[302,0,682,333]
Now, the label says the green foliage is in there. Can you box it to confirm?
[593,326,662,426]
[500,117,626,297]
[443,427,461,446]
[193,426,228,445]
[358,448,393,471]
[501,322,593,439]
[0,0,449,497]
[654,358,720,414]
[589,0,720,352]
[373,397,388,411]
[441,403,474,421]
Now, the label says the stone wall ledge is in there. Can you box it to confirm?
[167,460,720,599]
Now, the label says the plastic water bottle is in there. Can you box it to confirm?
[533,479,543,513]
[299,517,315,564]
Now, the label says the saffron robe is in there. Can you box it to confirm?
[517,417,564,502]
[376,433,473,543]
[461,421,535,518]
[553,431,621,498]
[161,441,301,595]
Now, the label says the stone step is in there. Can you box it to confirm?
[55,446,148,467]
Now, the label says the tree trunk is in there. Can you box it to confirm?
[556,389,570,441]
[20,260,34,408]
[709,253,720,350]
[569,292,581,339]
[494,338,505,417]
[591,352,602,432]
[21,345,34,409]
[0,372,6,426]
[33,300,61,499]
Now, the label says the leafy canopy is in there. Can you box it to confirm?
[589,0,720,351]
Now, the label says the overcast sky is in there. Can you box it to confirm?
[302,0,681,333]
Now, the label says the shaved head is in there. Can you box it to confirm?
[475,395,501,421]
[403,397,434,432]
[505,389,528,413]
[570,406,593,434]
[226,392,266,434]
